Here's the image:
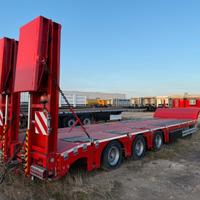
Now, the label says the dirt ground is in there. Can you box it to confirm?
[1,112,200,200]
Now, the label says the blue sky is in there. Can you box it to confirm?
[0,0,199,97]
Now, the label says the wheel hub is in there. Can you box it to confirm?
[108,146,120,166]
[135,140,144,156]
[155,135,162,148]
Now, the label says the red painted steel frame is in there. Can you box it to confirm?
[54,116,198,178]
[11,16,200,180]
[154,108,200,120]
[14,16,61,175]
[0,38,20,160]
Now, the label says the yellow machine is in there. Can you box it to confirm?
[87,99,108,107]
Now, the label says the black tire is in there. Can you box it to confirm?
[62,117,76,128]
[62,117,67,127]
[132,135,146,160]
[58,117,62,128]
[82,117,91,125]
[19,117,27,129]
[153,131,163,151]
[101,141,123,170]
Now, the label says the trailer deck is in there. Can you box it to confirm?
[0,16,200,181]
[16,107,200,179]
[40,107,198,180]
[57,117,194,154]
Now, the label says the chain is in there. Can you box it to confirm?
[0,111,15,160]
[42,61,92,140]
[0,105,26,183]
[0,117,24,183]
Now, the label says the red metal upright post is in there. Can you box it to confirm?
[14,16,61,177]
[0,38,20,161]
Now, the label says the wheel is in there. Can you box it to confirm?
[82,117,91,125]
[101,141,123,170]
[58,117,62,128]
[67,119,76,127]
[19,117,27,129]
[132,135,146,160]
[62,117,76,128]
[153,131,163,151]
[62,117,67,127]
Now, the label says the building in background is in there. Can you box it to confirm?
[60,94,87,107]
[20,91,126,108]
[64,91,126,100]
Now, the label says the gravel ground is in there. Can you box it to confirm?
[0,112,200,200]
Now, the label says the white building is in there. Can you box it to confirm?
[63,91,126,100]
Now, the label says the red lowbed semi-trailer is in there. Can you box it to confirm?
[0,16,199,180]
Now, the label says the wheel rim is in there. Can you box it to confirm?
[135,140,144,156]
[107,146,120,166]
[83,118,91,125]
[155,134,162,148]
[68,119,75,127]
